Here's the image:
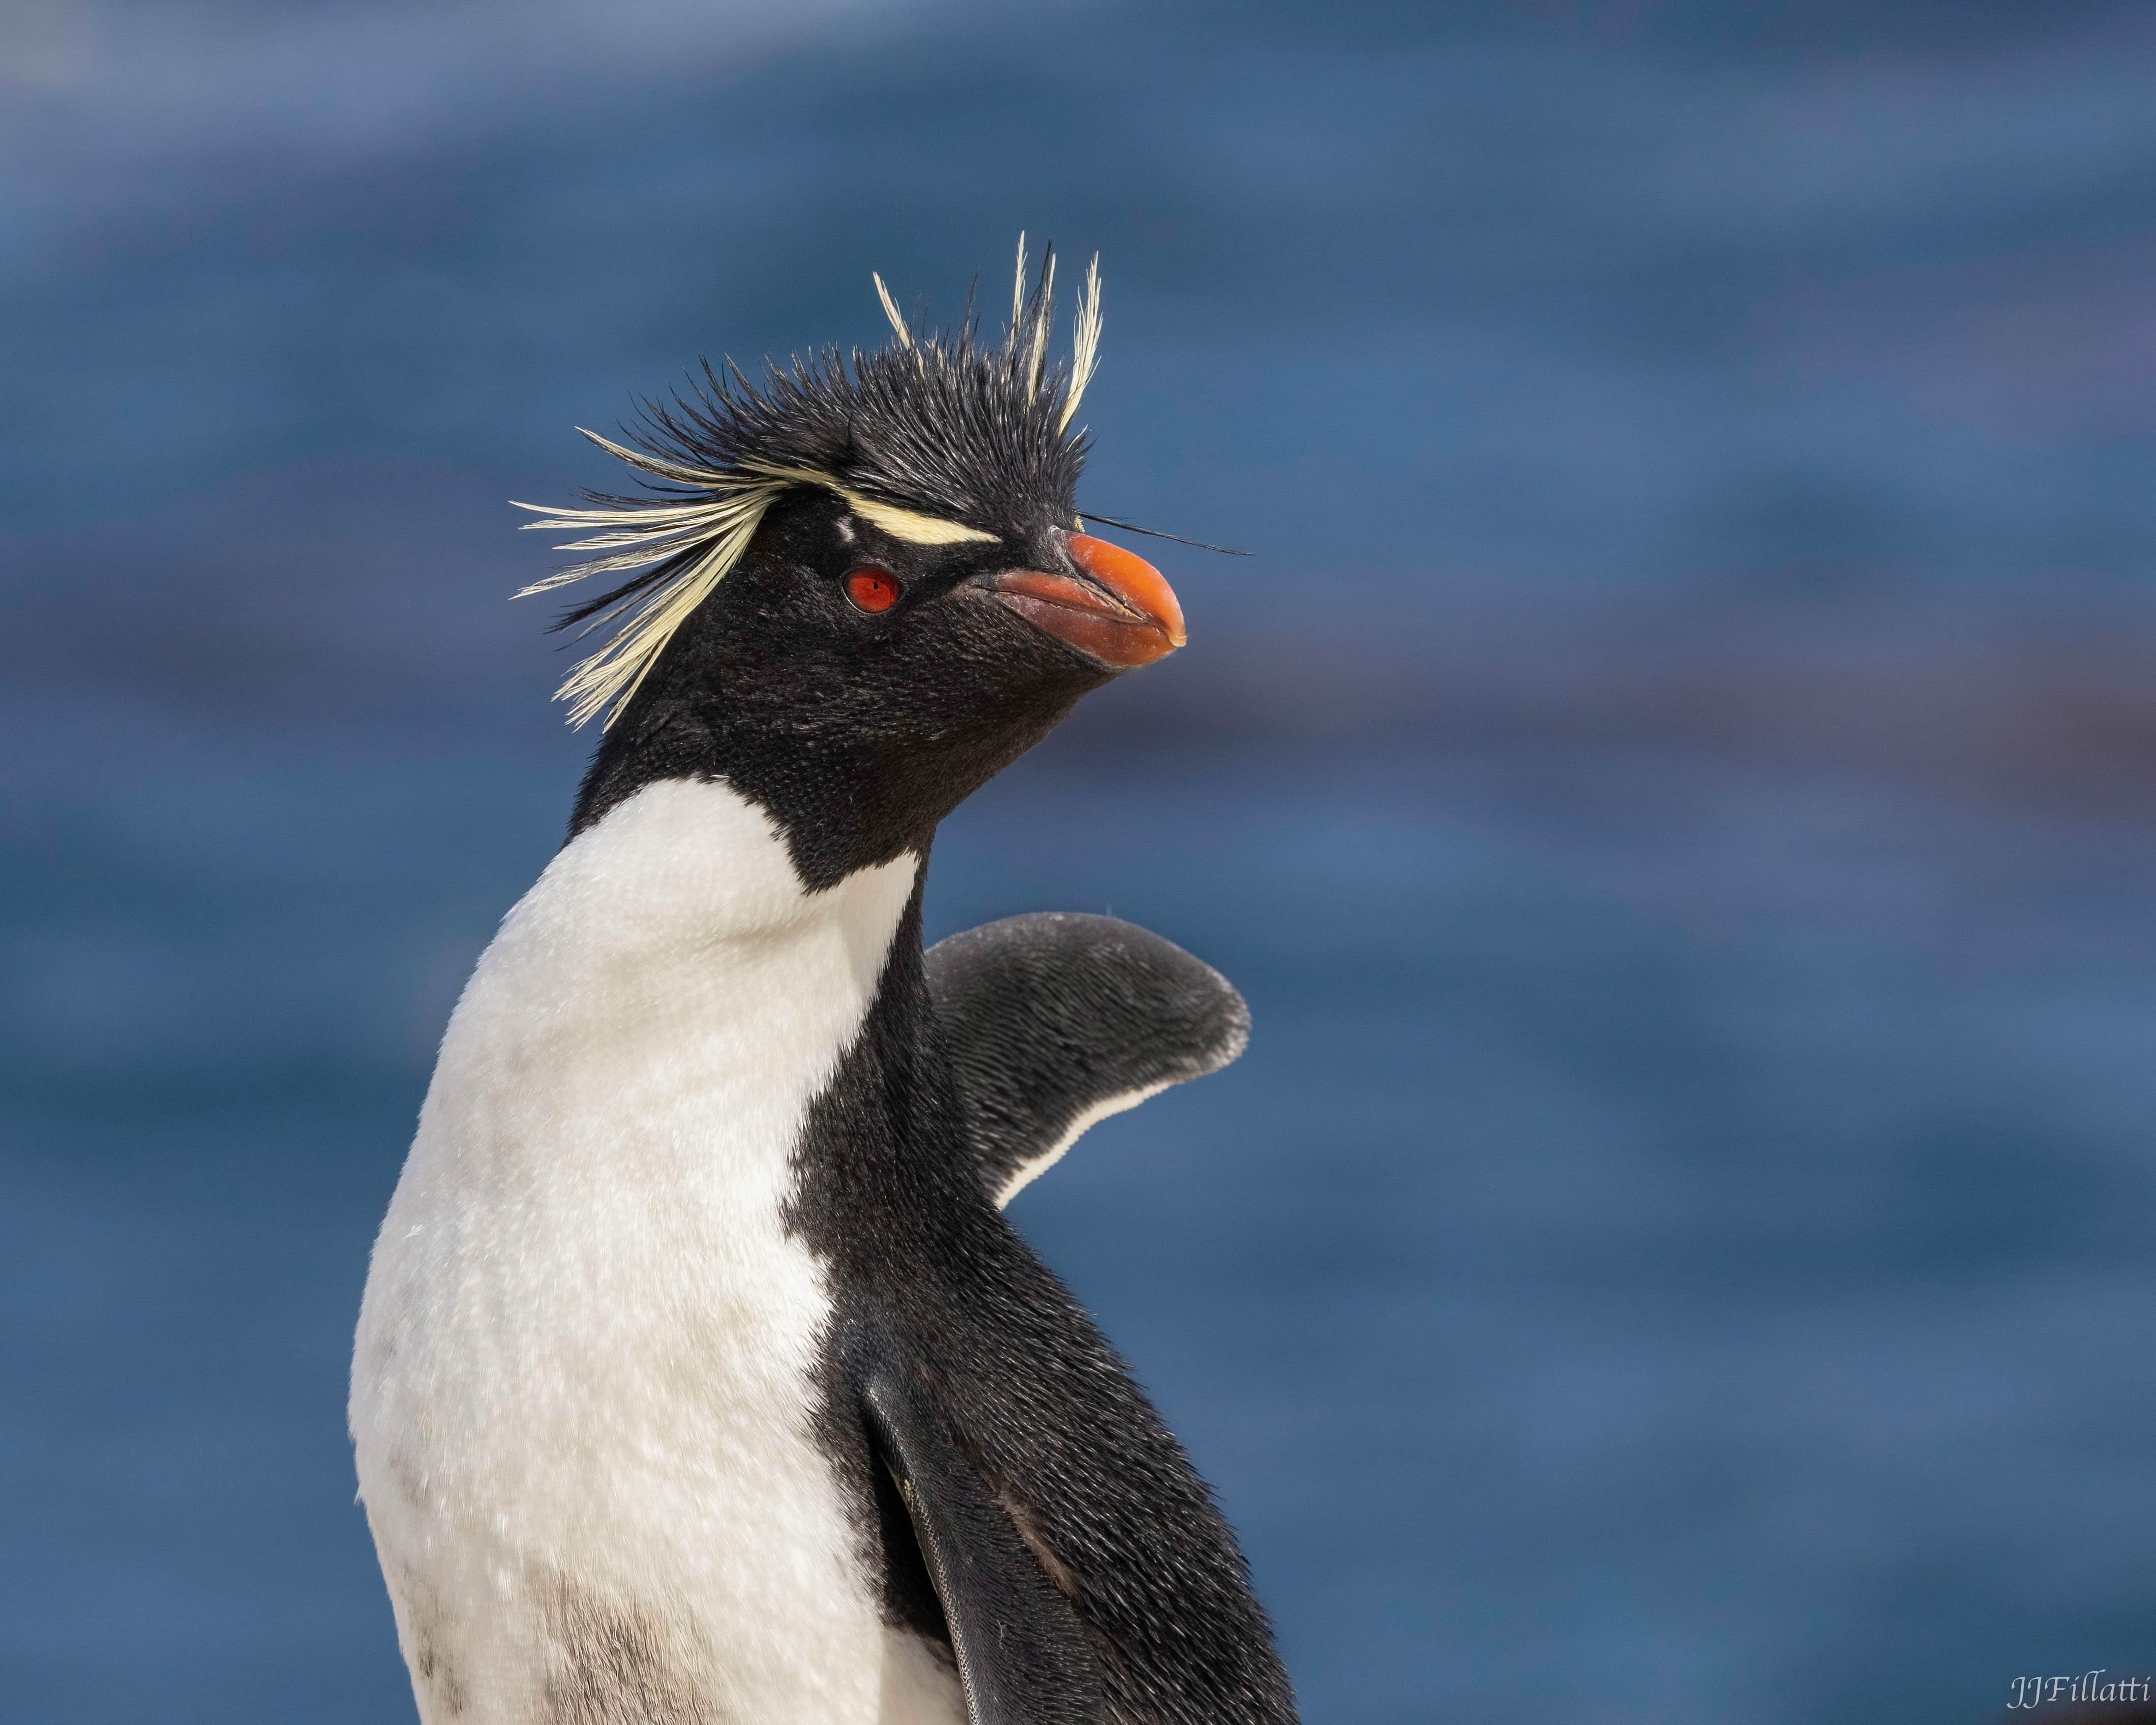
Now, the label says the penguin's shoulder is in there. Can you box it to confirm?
[924,912,1249,1205]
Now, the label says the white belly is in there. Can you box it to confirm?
[350,781,959,1724]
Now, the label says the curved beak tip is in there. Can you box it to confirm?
[1069,532,1184,650]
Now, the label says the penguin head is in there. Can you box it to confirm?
[526,245,1190,883]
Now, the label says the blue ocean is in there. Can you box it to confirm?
[4,4,2154,1720]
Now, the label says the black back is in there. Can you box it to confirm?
[788,885,1299,1725]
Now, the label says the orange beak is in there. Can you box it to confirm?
[989,532,1186,670]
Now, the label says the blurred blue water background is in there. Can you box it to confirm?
[5,3,2155,1720]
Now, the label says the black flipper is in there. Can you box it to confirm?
[858,1337,1104,1725]
[924,913,1250,1205]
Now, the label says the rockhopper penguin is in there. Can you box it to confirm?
[350,244,1299,1725]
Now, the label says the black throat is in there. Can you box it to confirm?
[562,490,1107,892]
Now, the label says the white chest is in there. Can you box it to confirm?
[349,780,959,1724]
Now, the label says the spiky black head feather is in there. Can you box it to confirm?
[515,242,1104,728]
[664,320,1089,544]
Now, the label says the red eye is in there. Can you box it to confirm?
[845,568,900,614]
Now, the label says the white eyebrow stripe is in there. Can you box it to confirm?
[841,492,999,546]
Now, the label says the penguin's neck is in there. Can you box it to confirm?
[564,705,938,895]
[431,777,923,1193]
[561,636,1080,895]
[526,773,917,960]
